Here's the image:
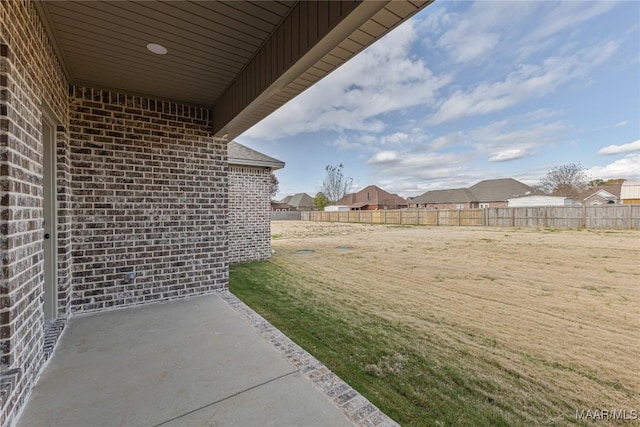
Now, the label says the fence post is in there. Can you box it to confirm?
[512,208,515,227]
[582,204,587,228]
[630,204,633,230]
[384,209,387,224]
[417,207,420,225]
[457,209,461,226]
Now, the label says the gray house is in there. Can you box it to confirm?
[281,193,317,211]
[410,178,540,209]
[228,142,284,263]
[0,1,429,424]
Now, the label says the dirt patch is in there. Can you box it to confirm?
[270,221,640,415]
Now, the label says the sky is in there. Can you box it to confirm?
[237,0,640,199]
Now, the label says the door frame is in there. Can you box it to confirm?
[42,107,58,321]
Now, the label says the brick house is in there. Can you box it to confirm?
[409,188,477,210]
[336,185,407,210]
[576,183,623,206]
[410,178,540,209]
[270,202,291,212]
[0,1,429,424]
[228,141,284,264]
[280,193,316,211]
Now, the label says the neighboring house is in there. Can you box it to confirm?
[336,185,407,210]
[468,178,541,208]
[576,184,623,206]
[270,202,291,211]
[410,178,540,209]
[324,205,351,212]
[508,196,573,207]
[281,193,316,211]
[1,1,430,424]
[620,181,640,204]
[228,141,284,264]
[410,188,476,210]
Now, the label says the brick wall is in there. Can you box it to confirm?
[1,2,233,424]
[0,1,69,425]
[68,87,228,314]
[228,165,272,263]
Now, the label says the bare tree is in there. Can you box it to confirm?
[538,163,589,197]
[269,173,279,199]
[321,163,353,202]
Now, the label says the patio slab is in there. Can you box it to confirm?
[15,294,355,427]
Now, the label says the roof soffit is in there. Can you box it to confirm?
[35,1,433,138]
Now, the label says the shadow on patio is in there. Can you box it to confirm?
[15,292,395,427]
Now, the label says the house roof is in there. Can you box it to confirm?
[228,141,284,170]
[411,188,476,204]
[468,178,539,202]
[337,185,407,207]
[35,1,431,139]
[577,184,623,201]
[283,193,315,209]
[412,178,539,205]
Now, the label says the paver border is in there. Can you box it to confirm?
[219,290,399,427]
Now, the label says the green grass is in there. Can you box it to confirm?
[230,261,534,427]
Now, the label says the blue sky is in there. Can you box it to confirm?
[237,0,640,199]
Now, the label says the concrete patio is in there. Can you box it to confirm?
[15,292,395,427]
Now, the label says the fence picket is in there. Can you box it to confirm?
[294,206,639,230]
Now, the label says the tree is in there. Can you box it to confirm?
[538,163,589,197]
[588,179,604,188]
[320,163,353,202]
[269,173,279,199]
[314,193,330,210]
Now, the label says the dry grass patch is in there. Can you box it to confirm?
[233,221,639,426]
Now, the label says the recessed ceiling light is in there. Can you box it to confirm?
[146,43,167,55]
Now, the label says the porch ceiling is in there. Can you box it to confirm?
[36,0,432,139]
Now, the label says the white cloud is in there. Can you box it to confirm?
[364,111,568,195]
[432,1,537,63]
[365,148,476,197]
[598,140,640,155]
[516,2,617,61]
[243,19,451,140]
[489,149,533,163]
[368,151,399,164]
[428,41,618,125]
[588,154,640,180]
[529,1,617,42]
[430,132,464,150]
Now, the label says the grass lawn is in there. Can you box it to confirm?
[230,222,639,426]
[232,261,528,426]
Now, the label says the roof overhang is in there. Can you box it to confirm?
[228,158,285,170]
[36,1,432,140]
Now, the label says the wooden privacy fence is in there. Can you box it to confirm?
[271,211,302,221]
[300,205,640,230]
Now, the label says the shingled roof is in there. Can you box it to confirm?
[228,141,284,170]
[468,178,539,202]
[411,188,476,205]
[412,178,539,205]
[281,193,315,209]
[337,185,407,207]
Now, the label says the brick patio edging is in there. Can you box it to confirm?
[219,291,400,427]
